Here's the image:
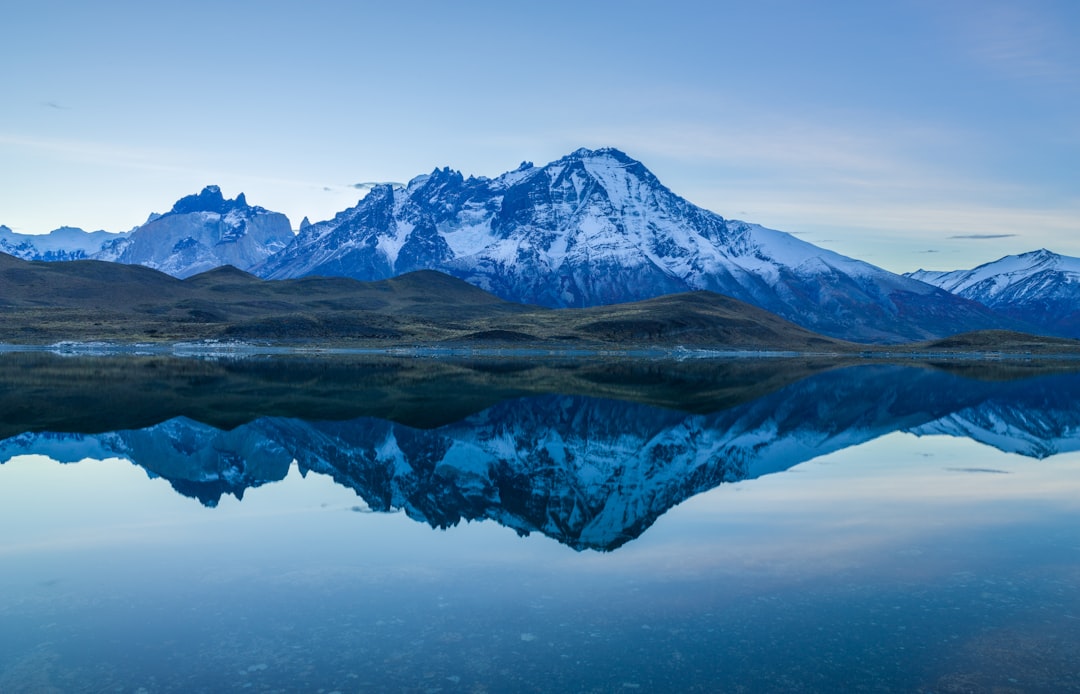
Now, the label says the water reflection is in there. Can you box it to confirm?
[3,354,1080,692]
[3,355,1079,551]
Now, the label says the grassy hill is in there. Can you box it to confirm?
[914,330,1080,354]
[5,254,1080,355]
[0,254,854,350]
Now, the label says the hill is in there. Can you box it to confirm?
[0,253,850,350]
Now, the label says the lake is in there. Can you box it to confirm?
[1,353,1079,693]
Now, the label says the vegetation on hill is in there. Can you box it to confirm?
[3,253,1080,356]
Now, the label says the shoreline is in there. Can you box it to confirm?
[3,339,1080,362]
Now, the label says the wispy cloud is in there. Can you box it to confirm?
[959,3,1079,85]
[566,119,1034,208]
[0,132,368,195]
[728,197,1078,238]
[42,101,70,110]
[0,132,199,175]
[352,181,404,191]
[949,233,1019,240]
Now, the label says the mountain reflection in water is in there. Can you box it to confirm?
[2,354,1079,551]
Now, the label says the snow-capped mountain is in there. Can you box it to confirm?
[906,249,1080,338]
[5,364,1076,551]
[256,148,1009,342]
[95,186,295,278]
[0,224,128,261]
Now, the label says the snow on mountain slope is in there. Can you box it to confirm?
[0,225,129,261]
[95,186,295,278]
[257,148,1010,343]
[907,249,1080,337]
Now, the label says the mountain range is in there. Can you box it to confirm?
[0,224,128,261]
[907,249,1080,338]
[1,185,292,278]
[254,148,1013,342]
[3,360,1078,551]
[2,148,1074,343]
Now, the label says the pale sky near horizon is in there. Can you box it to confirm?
[2,0,1077,274]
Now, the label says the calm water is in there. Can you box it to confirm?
[1,354,1079,693]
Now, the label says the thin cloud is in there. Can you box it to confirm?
[0,133,201,175]
[352,181,404,191]
[42,101,70,110]
[962,4,1079,84]
[948,233,1018,240]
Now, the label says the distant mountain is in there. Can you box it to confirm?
[1,187,293,277]
[907,250,1080,338]
[255,148,1012,343]
[0,224,128,261]
[93,185,294,278]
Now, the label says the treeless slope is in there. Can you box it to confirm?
[0,254,187,308]
[913,330,1080,354]
[493,291,853,350]
[0,253,865,350]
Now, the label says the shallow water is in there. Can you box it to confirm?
[2,355,1079,692]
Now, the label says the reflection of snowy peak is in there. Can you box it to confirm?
[906,249,1080,337]
[0,417,292,506]
[907,373,1080,458]
[280,383,924,551]
[256,148,1004,342]
[8,365,1077,550]
[95,186,295,278]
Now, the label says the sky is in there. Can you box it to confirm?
[2,0,1078,273]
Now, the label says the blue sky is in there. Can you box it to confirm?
[2,0,1077,273]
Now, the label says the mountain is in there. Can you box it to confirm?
[94,185,294,278]
[906,250,1080,338]
[0,224,128,261]
[256,147,1014,343]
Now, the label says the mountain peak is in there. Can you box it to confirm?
[169,185,229,215]
[564,146,633,163]
[1021,248,1058,263]
[905,248,1080,337]
[255,147,1010,342]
